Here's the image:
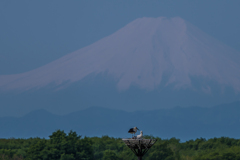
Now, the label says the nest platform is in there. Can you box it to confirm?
[122,138,157,160]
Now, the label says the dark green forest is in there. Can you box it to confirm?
[1,130,240,160]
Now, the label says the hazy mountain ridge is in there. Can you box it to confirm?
[1,102,240,141]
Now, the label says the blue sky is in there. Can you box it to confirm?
[0,0,240,75]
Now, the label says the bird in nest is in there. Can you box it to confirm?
[136,131,143,139]
[128,127,139,138]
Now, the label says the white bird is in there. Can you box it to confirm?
[128,127,139,137]
[136,131,143,139]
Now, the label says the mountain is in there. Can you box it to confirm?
[0,17,240,116]
[1,17,240,91]
[1,102,240,141]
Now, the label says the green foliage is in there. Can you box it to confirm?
[60,153,75,160]
[26,130,93,160]
[2,132,240,160]
[102,150,119,160]
[146,142,174,160]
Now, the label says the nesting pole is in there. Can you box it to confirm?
[122,139,157,160]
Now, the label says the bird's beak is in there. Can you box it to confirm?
[137,128,139,130]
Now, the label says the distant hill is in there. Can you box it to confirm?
[1,101,240,141]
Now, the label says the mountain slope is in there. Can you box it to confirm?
[0,17,240,92]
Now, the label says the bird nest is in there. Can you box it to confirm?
[122,139,157,149]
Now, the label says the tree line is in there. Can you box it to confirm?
[1,130,240,160]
